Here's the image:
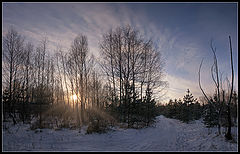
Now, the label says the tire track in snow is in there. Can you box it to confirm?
[130,115,180,151]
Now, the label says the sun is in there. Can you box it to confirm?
[71,94,77,101]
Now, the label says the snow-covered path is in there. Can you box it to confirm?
[3,115,237,151]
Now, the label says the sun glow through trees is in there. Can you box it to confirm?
[71,94,77,102]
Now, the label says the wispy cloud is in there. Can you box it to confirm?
[3,2,237,101]
[161,72,214,103]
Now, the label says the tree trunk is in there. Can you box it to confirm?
[225,36,234,140]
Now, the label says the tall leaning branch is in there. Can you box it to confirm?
[225,35,234,140]
[210,41,221,113]
[198,58,215,109]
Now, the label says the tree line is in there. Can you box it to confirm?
[158,89,237,129]
[2,25,167,132]
[158,89,202,123]
[158,36,237,141]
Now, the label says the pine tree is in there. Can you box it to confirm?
[192,101,202,120]
[2,88,10,121]
[183,89,197,106]
[181,89,198,123]
[143,86,157,126]
[203,100,218,128]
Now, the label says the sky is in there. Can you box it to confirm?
[2,2,238,103]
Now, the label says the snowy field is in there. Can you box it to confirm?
[2,115,238,152]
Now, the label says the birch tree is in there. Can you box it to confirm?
[3,28,25,124]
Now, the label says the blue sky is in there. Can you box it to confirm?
[2,2,238,103]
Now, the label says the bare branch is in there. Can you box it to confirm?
[228,36,234,104]
[211,63,218,89]
[198,58,216,109]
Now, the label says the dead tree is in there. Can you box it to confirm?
[199,36,234,139]
[225,36,234,140]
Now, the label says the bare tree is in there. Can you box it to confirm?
[99,29,117,105]
[3,28,25,124]
[99,25,167,126]
[199,36,235,139]
[225,36,234,140]
[68,34,89,127]
[65,55,75,110]
[19,42,34,123]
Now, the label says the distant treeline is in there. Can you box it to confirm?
[157,89,238,129]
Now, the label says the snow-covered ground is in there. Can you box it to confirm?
[2,115,238,151]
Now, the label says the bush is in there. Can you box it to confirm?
[86,119,108,134]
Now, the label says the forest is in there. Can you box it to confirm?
[2,25,237,141]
